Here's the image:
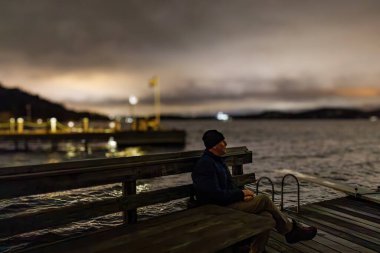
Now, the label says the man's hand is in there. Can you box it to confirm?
[242,189,255,201]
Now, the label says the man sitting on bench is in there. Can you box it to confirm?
[192,130,317,253]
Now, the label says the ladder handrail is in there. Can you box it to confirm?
[256,176,275,202]
[281,173,300,213]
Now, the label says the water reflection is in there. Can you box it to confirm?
[106,147,144,158]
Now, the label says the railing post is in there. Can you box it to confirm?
[232,165,243,176]
[50,118,57,133]
[123,177,137,224]
[82,139,90,153]
[82,118,89,133]
[17,118,24,133]
[281,174,301,213]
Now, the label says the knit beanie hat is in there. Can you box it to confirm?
[202,130,225,149]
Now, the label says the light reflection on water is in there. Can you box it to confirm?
[1,120,380,251]
[106,146,145,158]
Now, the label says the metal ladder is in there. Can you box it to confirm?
[256,173,301,213]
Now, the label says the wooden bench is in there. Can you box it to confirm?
[0,147,269,252]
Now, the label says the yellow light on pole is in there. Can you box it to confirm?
[50,118,57,133]
[149,76,160,129]
[16,118,24,133]
[82,118,89,132]
[9,118,16,132]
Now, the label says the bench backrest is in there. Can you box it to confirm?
[0,146,253,239]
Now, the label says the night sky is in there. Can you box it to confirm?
[1,0,380,116]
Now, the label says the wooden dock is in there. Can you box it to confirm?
[265,170,380,253]
[267,196,380,253]
[1,148,379,252]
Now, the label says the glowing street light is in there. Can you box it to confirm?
[129,95,138,125]
[129,95,138,106]
[17,118,24,133]
[50,117,57,133]
[216,112,229,121]
[68,121,75,128]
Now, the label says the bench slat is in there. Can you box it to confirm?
[0,147,249,176]
[0,151,252,199]
[18,205,273,253]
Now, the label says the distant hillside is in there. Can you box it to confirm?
[0,82,109,121]
[160,108,380,120]
[236,107,380,119]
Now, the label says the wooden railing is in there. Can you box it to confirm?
[0,147,254,241]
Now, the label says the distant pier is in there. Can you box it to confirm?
[0,118,186,151]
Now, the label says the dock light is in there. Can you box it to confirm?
[50,117,57,133]
[17,118,24,133]
[109,121,116,129]
[129,95,138,105]
[129,95,138,130]
[216,112,229,121]
[107,136,117,152]
[68,121,75,128]
[126,117,133,124]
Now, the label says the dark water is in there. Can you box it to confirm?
[1,120,380,251]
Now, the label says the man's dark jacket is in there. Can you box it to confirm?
[191,150,244,205]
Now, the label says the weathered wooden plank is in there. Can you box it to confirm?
[270,231,320,253]
[0,147,250,176]
[18,205,273,253]
[313,228,377,253]
[302,206,380,238]
[127,220,254,253]
[267,237,303,253]
[0,185,190,238]
[0,174,255,238]
[286,210,380,252]
[0,150,252,199]
[299,237,341,253]
[330,204,380,221]
[312,233,360,253]
[0,153,250,181]
[264,245,281,253]
[305,204,380,230]
[323,197,380,215]
[319,198,380,222]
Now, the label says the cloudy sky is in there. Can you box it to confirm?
[1,0,380,116]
